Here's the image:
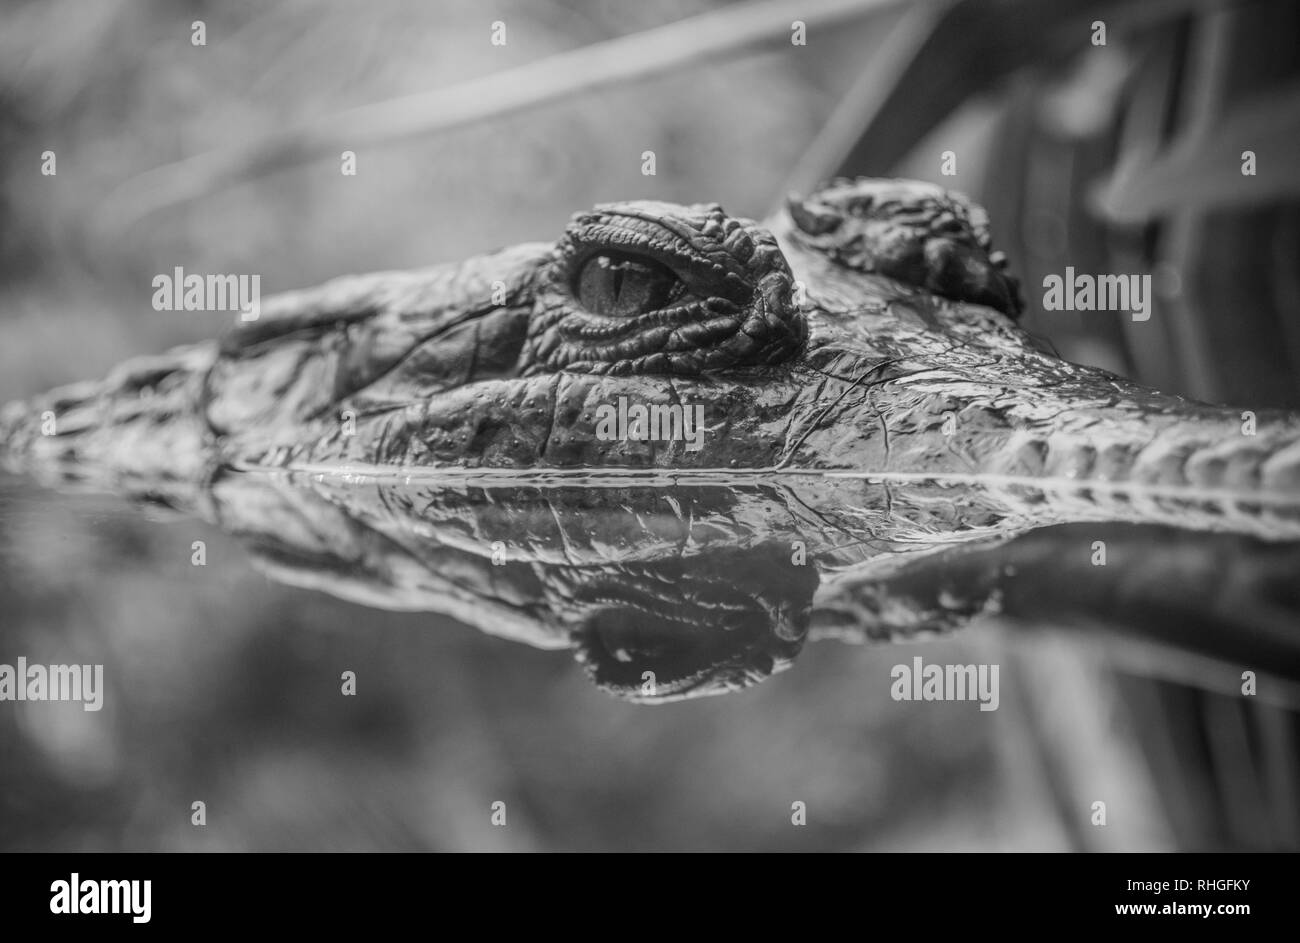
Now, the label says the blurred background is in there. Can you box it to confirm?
[1,0,1297,851]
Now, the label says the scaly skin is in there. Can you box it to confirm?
[3,178,1299,700]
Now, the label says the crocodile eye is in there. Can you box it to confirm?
[574,252,683,317]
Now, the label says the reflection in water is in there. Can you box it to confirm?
[212,470,828,700]
[173,467,1300,701]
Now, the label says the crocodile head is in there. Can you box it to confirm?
[197,176,1296,510]
[5,177,1300,700]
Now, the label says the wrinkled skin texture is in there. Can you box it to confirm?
[4,178,1300,701]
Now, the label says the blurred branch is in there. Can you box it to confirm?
[802,0,1128,179]
[1091,79,1300,223]
[787,0,1241,189]
[94,0,904,229]
[779,0,949,203]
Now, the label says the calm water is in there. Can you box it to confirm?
[4,466,1295,851]
[0,471,1046,851]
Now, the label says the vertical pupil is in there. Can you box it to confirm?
[577,253,677,316]
[610,260,625,301]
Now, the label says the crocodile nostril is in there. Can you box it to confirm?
[786,178,1024,319]
[786,194,842,236]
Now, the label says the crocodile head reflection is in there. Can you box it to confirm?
[5,178,1300,700]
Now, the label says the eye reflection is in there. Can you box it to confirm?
[574,252,682,317]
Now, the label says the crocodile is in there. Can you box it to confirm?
[4,177,1300,700]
